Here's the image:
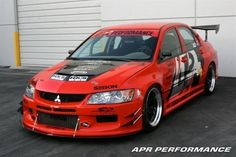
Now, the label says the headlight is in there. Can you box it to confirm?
[25,84,35,99]
[88,89,134,104]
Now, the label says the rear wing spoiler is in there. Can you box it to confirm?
[191,24,220,41]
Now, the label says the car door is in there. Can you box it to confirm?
[158,28,186,100]
[177,27,204,87]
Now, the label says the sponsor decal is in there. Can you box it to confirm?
[91,80,98,85]
[51,74,88,82]
[98,107,114,112]
[94,85,118,90]
[70,70,88,75]
[92,107,115,115]
[110,30,153,36]
[169,49,204,98]
[51,74,67,81]
[94,30,158,37]
[68,76,88,81]
[70,65,99,74]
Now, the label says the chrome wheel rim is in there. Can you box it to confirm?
[208,68,216,92]
[146,88,162,127]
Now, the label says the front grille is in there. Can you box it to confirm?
[39,91,86,102]
[38,112,78,129]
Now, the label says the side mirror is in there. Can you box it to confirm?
[161,51,172,57]
[68,50,74,54]
[159,50,172,61]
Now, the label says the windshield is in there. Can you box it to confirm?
[69,30,158,61]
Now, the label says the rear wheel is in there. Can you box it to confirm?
[205,64,216,95]
[143,86,163,131]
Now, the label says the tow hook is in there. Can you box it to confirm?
[17,101,23,114]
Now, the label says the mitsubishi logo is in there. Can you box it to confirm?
[54,95,61,103]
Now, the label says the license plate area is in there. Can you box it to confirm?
[38,112,78,129]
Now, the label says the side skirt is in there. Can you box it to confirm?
[163,85,204,116]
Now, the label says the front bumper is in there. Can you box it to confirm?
[22,93,143,138]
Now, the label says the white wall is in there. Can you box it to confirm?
[196,0,236,77]
[0,0,17,66]
[17,0,101,66]
[101,0,236,77]
[101,0,196,27]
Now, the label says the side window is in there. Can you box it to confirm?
[178,27,197,51]
[159,29,182,61]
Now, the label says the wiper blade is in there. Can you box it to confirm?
[67,57,81,60]
[102,58,133,62]
[67,57,133,62]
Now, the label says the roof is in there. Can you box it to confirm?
[102,22,186,30]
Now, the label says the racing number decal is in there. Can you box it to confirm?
[188,49,204,86]
[169,54,189,97]
[169,49,204,98]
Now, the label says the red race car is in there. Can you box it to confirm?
[20,22,219,137]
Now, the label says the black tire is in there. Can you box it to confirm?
[205,64,216,95]
[143,86,163,131]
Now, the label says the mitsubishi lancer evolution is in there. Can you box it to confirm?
[20,22,219,137]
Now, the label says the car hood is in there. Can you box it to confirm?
[34,59,151,94]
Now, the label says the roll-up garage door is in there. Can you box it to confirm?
[17,0,101,67]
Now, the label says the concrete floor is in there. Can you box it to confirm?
[0,68,235,157]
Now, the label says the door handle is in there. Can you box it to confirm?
[181,56,188,63]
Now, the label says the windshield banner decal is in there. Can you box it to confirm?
[94,30,158,37]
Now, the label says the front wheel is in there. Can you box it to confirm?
[205,64,216,95]
[143,86,163,131]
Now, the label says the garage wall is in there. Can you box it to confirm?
[0,0,18,66]
[17,0,101,66]
[101,0,196,26]
[196,0,236,77]
[101,0,236,77]
[12,0,236,76]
